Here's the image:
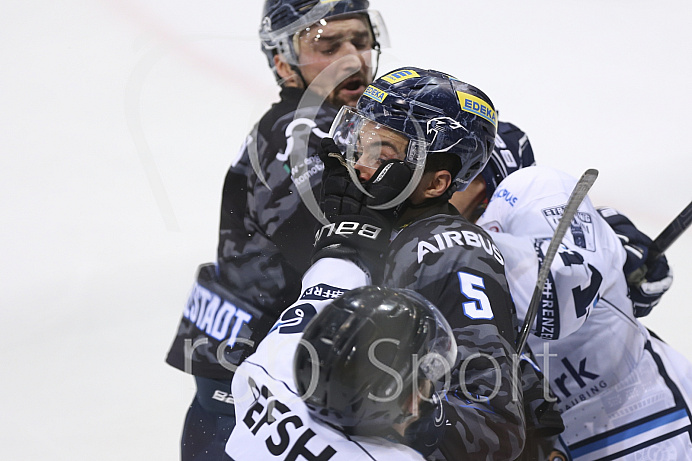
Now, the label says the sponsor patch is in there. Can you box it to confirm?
[417,230,504,266]
[542,206,596,251]
[458,91,497,128]
[381,69,420,84]
[183,281,254,346]
[363,85,387,103]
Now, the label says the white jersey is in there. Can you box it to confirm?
[225,258,425,461]
[478,166,692,460]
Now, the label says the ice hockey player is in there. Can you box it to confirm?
[473,165,691,459]
[317,66,545,460]
[449,145,673,321]
[164,1,389,459]
[224,282,457,461]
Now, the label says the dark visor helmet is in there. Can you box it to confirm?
[330,67,498,202]
[293,286,456,436]
[259,0,389,81]
[480,122,536,201]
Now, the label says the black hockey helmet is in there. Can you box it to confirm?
[329,67,497,206]
[259,0,388,81]
[480,122,536,201]
[293,285,456,436]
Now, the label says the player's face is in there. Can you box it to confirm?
[352,120,409,181]
[294,16,374,107]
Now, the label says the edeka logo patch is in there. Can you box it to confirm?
[457,92,497,128]
[381,69,420,84]
[363,85,387,103]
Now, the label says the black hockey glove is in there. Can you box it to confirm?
[401,392,446,457]
[312,138,412,281]
[598,207,673,317]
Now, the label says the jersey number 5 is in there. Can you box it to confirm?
[458,272,494,320]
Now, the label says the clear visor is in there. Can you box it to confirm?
[406,290,457,384]
[328,106,427,209]
[293,11,388,58]
[262,8,389,70]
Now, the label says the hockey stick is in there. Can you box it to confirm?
[516,169,599,354]
[627,198,692,284]
[648,199,692,261]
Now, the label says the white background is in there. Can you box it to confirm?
[2,1,690,459]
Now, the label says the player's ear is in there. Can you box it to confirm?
[274,54,301,87]
[408,170,453,205]
[423,170,453,199]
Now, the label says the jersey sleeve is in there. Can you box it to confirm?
[243,257,370,383]
[477,165,628,340]
[170,91,337,380]
[216,100,336,314]
[384,214,526,460]
[217,122,304,313]
[227,259,419,461]
[487,233,605,340]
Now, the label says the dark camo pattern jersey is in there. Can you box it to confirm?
[166,87,338,379]
[384,206,526,460]
[218,87,338,311]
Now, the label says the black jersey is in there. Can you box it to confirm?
[218,87,339,311]
[382,120,565,458]
[166,87,338,379]
[383,205,526,460]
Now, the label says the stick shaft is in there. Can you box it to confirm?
[516,169,599,353]
[649,200,692,261]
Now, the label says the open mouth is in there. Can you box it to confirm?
[340,76,365,92]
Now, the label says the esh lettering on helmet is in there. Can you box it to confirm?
[457,91,497,128]
[381,69,420,84]
[363,85,387,103]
